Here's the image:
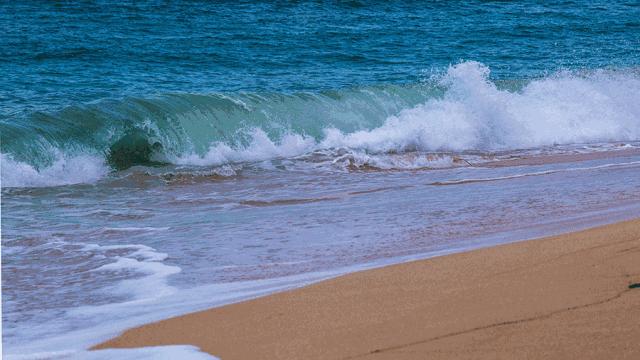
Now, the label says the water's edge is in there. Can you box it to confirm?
[77,207,640,359]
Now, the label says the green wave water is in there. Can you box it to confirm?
[2,83,435,171]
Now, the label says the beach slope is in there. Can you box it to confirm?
[95,219,640,359]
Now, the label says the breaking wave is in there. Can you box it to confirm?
[2,61,640,187]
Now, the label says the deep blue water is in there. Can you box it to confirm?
[3,1,639,116]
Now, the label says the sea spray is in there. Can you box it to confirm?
[318,62,640,153]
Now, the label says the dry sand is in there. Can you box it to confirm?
[95,219,640,359]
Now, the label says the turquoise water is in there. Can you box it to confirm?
[2,1,640,359]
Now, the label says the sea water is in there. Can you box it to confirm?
[2,1,640,359]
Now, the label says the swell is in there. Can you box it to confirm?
[2,61,640,187]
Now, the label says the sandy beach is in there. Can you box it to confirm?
[94,219,640,359]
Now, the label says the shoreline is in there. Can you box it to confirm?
[94,219,640,359]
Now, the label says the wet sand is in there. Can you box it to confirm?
[95,219,640,359]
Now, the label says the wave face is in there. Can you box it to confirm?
[2,61,640,187]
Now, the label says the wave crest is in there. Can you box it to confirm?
[317,61,640,153]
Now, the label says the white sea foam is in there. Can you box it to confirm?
[81,346,219,360]
[320,62,640,152]
[1,152,109,188]
[176,128,316,166]
[6,346,217,360]
[88,244,180,300]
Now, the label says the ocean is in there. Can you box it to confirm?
[2,1,640,358]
